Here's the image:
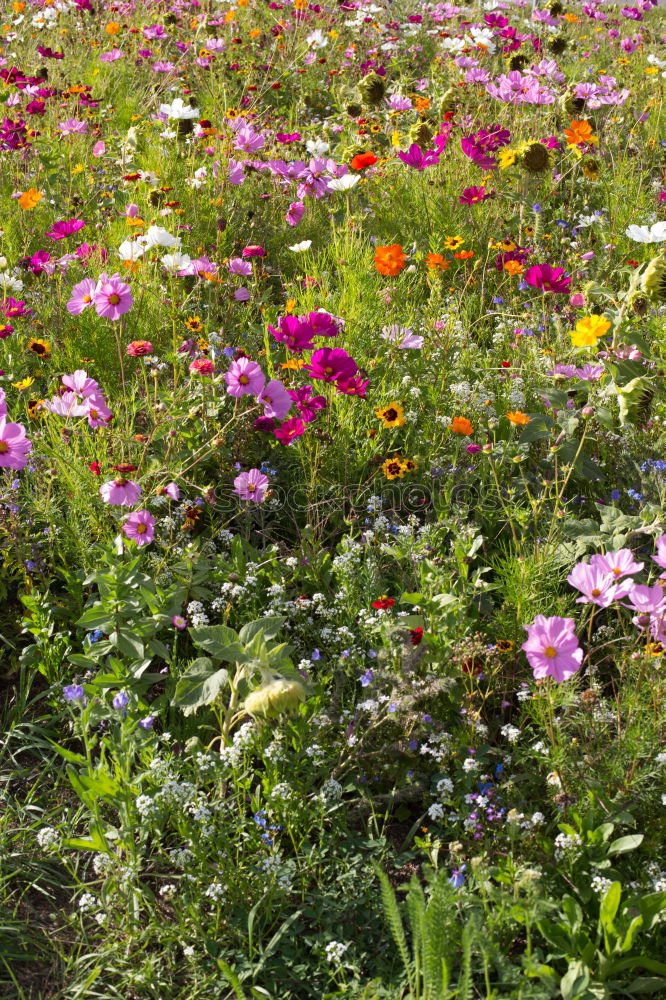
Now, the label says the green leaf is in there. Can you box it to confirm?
[238,617,285,644]
[599,881,621,934]
[110,628,145,660]
[190,625,245,662]
[519,414,554,443]
[560,960,589,1000]
[63,823,108,853]
[401,592,424,605]
[77,606,112,630]
[608,834,643,855]
[625,978,666,994]
[47,740,87,766]
[171,658,229,715]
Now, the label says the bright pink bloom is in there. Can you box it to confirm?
[46,219,85,241]
[625,583,666,617]
[126,340,153,357]
[286,201,305,226]
[459,185,494,204]
[67,278,97,315]
[522,615,583,682]
[524,264,571,293]
[241,245,266,258]
[336,375,369,397]
[233,468,269,501]
[163,482,180,501]
[273,417,305,445]
[398,143,440,170]
[257,379,292,420]
[92,141,106,157]
[227,257,253,276]
[62,370,99,398]
[567,561,631,607]
[224,357,265,397]
[189,359,215,376]
[269,315,316,353]
[0,416,32,470]
[93,274,133,320]
[100,478,142,506]
[122,510,155,546]
[304,347,357,383]
[288,385,326,423]
[590,548,643,579]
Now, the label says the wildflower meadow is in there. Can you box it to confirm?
[2,0,666,996]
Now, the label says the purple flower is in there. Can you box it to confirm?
[93,274,133,320]
[567,561,632,607]
[257,379,292,420]
[304,347,357,384]
[233,468,269,502]
[172,615,187,630]
[521,615,583,682]
[286,201,305,226]
[524,264,571,294]
[359,669,373,687]
[63,684,85,702]
[273,417,305,445]
[122,510,155,547]
[46,219,86,241]
[269,315,315,353]
[397,143,440,170]
[112,690,129,710]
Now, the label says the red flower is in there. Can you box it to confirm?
[89,461,102,476]
[372,596,395,609]
[409,627,424,646]
[461,657,483,676]
[351,152,378,170]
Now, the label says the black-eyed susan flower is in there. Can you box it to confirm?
[375,402,405,428]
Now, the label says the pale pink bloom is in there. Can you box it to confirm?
[122,509,155,546]
[0,389,6,419]
[589,548,643,579]
[164,482,179,501]
[92,273,133,320]
[566,562,631,607]
[100,478,142,506]
[62,370,99,398]
[227,257,252,276]
[84,394,112,428]
[652,535,666,569]
[625,583,666,617]
[92,141,106,157]
[257,379,292,420]
[233,468,269,502]
[67,278,98,315]
[45,391,86,417]
[224,357,265,397]
[522,615,583,683]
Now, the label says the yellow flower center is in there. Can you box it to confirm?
[543,646,557,659]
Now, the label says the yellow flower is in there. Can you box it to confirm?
[498,148,516,169]
[505,411,531,426]
[375,402,405,428]
[443,235,464,251]
[12,377,34,390]
[570,314,611,348]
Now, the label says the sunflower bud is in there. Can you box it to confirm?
[642,255,666,304]
[244,678,307,719]
[358,72,386,106]
[517,141,551,174]
[561,90,586,119]
[439,88,457,115]
[626,288,650,316]
[408,121,433,149]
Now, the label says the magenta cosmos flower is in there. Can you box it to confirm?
[522,615,583,682]
[224,357,265,397]
[99,478,142,506]
[233,468,269,502]
[459,185,495,204]
[524,264,571,293]
[93,274,133,320]
[257,379,292,420]
[304,347,357,384]
[273,417,305,445]
[46,219,85,241]
[67,277,97,315]
[0,416,32,470]
[122,510,155,546]
[268,315,316,353]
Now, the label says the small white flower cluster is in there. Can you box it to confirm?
[324,941,348,963]
[186,600,209,628]
[319,778,343,803]
[500,724,521,743]
[591,875,613,895]
[36,826,60,850]
[554,832,582,860]
[204,881,226,902]
[219,721,256,768]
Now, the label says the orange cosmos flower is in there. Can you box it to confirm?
[105,21,121,33]
[504,260,523,276]
[18,187,42,210]
[563,119,597,146]
[455,250,474,260]
[506,411,531,425]
[450,416,474,435]
[375,244,406,276]
[425,253,449,271]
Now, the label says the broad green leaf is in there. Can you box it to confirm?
[560,960,589,1000]
[608,834,643,855]
[239,617,285,644]
[110,628,145,660]
[47,741,86,766]
[190,625,245,662]
[519,414,554,443]
[172,658,229,715]
[599,881,621,934]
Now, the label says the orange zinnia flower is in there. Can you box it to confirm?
[351,152,378,170]
[563,119,597,146]
[375,244,406,276]
[450,416,474,435]
[506,411,531,425]
[425,253,449,271]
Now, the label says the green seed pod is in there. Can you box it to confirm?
[642,255,666,304]
[358,72,386,106]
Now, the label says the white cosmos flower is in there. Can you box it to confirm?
[328,174,360,192]
[159,97,200,120]
[625,221,666,244]
[289,241,312,253]
[161,252,192,272]
[117,239,146,261]
[140,225,181,250]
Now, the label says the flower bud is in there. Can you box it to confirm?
[244,678,307,720]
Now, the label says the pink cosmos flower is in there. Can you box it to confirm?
[652,535,666,570]
[522,615,583,682]
[57,119,87,135]
[66,278,98,315]
[288,385,326,423]
[273,417,306,445]
[45,391,86,418]
[286,201,305,226]
[398,143,440,170]
[233,468,269,501]
[336,375,370,397]
[589,548,643,579]
[459,185,495,204]
[625,583,666,618]
[163,482,180,501]
[93,274,133,320]
[122,510,155,546]
[567,561,632,607]
[0,416,32,470]
[0,389,6,419]
[257,379,292,420]
[46,219,86,241]
[304,347,357,383]
[189,359,215,376]
[524,264,571,293]
[62,370,99,398]
[99,478,142,506]
[127,341,153,357]
[227,257,253,276]
[92,141,106,157]
[224,357,265,397]
[84,395,112,428]
[268,315,316,353]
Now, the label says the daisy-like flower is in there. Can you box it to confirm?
[625,221,666,244]
[449,416,474,435]
[84,395,112,428]
[99,478,141,506]
[590,548,643,579]
[506,411,531,425]
[233,468,269,502]
[0,416,32,470]
[257,380,292,420]
[66,278,98,315]
[375,402,405,428]
[62,370,99,398]
[521,615,583,682]
[93,274,133,320]
[567,561,632,607]
[224,357,265,397]
[122,510,155,546]
[570,314,611,348]
[304,347,357,384]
